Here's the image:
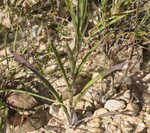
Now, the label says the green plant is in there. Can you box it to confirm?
[8,0,106,126]
[1,0,149,131]
[0,100,8,133]
[9,0,131,127]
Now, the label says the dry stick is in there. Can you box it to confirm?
[118,1,140,92]
[125,0,140,77]
[118,36,136,89]
[124,44,135,77]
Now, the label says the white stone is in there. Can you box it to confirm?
[126,102,140,114]
[93,108,108,117]
[44,65,57,73]
[143,73,150,92]
[104,99,126,111]
[14,71,26,79]
[31,25,42,38]
[49,103,60,117]
[37,44,46,52]
[28,57,34,64]
[0,47,11,56]
[143,73,150,81]
[92,72,99,79]
[88,127,103,133]
[123,90,131,102]
[135,122,145,132]
[87,118,101,128]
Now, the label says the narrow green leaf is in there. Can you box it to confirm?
[80,0,88,36]
[13,26,19,52]
[12,51,70,118]
[50,42,71,100]
[0,89,55,103]
[64,0,77,33]
[74,73,105,107]
[66,43,75,75]
[87,15,126,40]
[74,36,105,84]
[74,60,130,107]
[4,32,9,69]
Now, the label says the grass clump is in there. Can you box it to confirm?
[0,0,150,132]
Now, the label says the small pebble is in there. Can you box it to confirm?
[44,65,57,73]
[104,99,126,111]
[135,122,145,132]
[92,72,99,79]
[6,92,37,110]
[142,92,150,104]
[37,45,46,52]
[93,108,108,117]
[123,77,133,86]
[88,127,103,133]
[143,73,150,81]
[87,118,101,128]
[31,25,42,38]
[126,102,140,115]
[123,90,131,102]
